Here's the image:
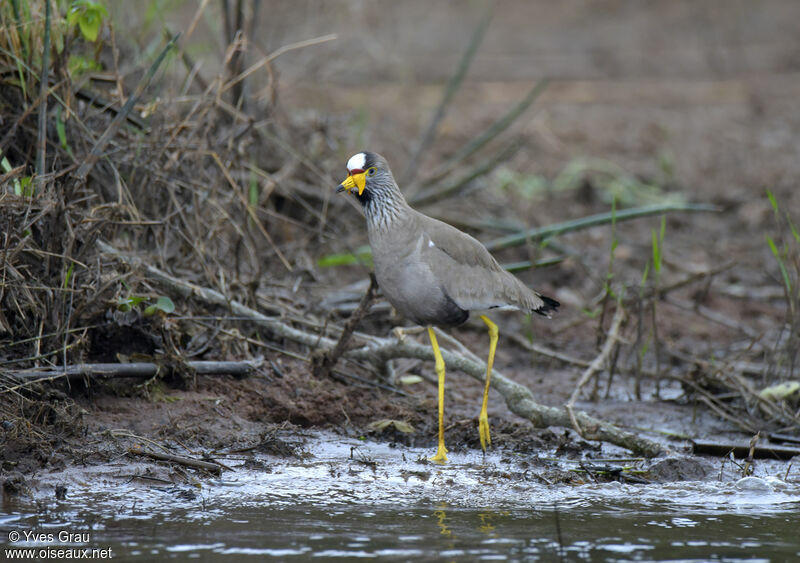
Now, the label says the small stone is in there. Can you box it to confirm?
[764,476,788,491]
[55,484,68,500]
[734,476,772,492]
[649,456,715,482]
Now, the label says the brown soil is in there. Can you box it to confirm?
[3,1,800,495]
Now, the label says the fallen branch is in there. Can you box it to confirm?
[347,333,662,458]
[128,445,224,474]
[99,240,664,457]
[691,439,800,461]
[2,360,259,384]
[97,240,332,349]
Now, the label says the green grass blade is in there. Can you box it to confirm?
[766,189,779,215]
[485,202,718,251]
[766,235,792,294]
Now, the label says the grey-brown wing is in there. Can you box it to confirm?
[418,215,544,312]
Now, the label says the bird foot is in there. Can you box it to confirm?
[392,326,425,342]
[429,446,448,464]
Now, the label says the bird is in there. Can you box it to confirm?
[336,151,559,463]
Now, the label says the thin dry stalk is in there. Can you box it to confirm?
[566,306,626,433]
[75,33,180,183]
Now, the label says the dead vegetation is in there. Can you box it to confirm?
[1,1,799,477]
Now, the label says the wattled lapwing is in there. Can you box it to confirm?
[337,151,559,463]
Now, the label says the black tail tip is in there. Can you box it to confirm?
[534,295,560,318]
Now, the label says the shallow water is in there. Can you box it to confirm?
[3,434,799,561]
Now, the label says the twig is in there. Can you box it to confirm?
[209,151,293,271]
[98,240,663,456]
[401,9,492,187]
[421,79,549,187]
[506,332,591,369]
[34,0,51,184]
[223,34,338,95]
[74,33,180,182]
[565,306,626,432]
[312,274,378,378]
[691,439,800,461]
[72,88,149,130]
[2,360,260,386]
[485,203,720,251]
[228,0,245,106]
[410,138,522,206]
[664,296,762,341]
[97,239,337,349]
[167,26,209,93]
[128,445,224,474]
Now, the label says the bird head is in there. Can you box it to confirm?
[336,152,384,197]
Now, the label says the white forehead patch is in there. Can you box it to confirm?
[347,153,366,172]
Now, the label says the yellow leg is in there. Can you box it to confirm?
[427,327,448,463]
[478,315,498,452]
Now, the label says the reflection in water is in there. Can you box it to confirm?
[433,503,453,537]
[3,494,799,560]
[478,510,497,535]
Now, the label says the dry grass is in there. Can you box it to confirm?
[0,0,347,463]
[1,1,798,471]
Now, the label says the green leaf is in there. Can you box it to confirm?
[68,0,108,42]
[144,296,175,316]
[758,381,800,401]
[398,375,423,385]
[788,216,800,245]
[1,155,23,195]
[78,16,101,42]
[367,419,415,434]
[117,295,146,312]
[581,308,601,319]
[63,263,74,289]
[317,245,373,267]
[18,176,33,197]
[55,107,73,157]
[651,229,661,274]
[68,54,102,76]
[248,166,259,208]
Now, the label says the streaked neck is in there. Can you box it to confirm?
[357,183,408,231]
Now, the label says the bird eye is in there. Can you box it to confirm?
[367,167,377,176]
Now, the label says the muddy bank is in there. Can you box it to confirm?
[3,362,798,509]
[2,0,800,517]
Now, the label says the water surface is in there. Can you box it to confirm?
[3,434,798,561]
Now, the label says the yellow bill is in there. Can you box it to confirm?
[336,171,366,196]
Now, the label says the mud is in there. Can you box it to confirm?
[3,0,800,514]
